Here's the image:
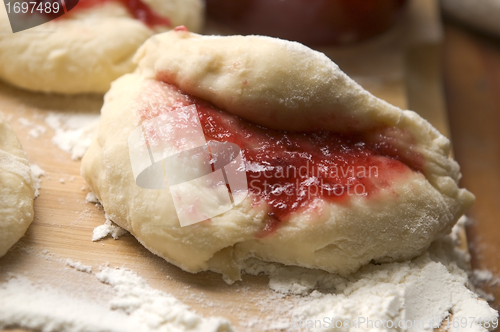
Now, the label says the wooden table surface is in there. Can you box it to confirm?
[442,19,500,315]
[1,4,499,331]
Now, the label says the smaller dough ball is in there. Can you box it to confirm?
[0,0,204,94]
[0,112,35,257]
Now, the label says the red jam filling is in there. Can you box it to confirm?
[68,0,171,27]
[174,25,189,32]
[140,83,424,235]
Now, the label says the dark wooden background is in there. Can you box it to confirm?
[443,18,500,314]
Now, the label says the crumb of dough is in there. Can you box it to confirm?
[30,164,45,198]
[86,192,100,204]
[92,216,128,242]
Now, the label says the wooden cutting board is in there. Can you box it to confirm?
[0,1,461,331]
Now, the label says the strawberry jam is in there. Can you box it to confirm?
[194,101,416,221]
[69,0,171,27]
[139,82,424,234]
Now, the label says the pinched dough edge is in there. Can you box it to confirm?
[82,31,474,282]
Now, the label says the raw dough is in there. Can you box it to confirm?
[0,0,203,94]
[0,112,35,257]
[82,31,475,282]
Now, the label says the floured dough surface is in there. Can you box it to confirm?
[82,31,475,282]
[0,0,203,94]
[0,112,35,257]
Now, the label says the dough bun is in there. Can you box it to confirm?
[82,31,474,282]
[0,0,203,94]
[0,112,35,257]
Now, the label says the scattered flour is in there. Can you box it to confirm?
[65,259,92,273]
[30,164,45,198]
[0,276,138,332]
[474,288,496,304]
[92,215,128,241]
[45,113,99,160]
[0,267,233,332]
[96,267,233,332]
[18,117,47,138]
[470,269,500,302]
[472,270,500,285]
[254,257,496,331]
[240,220,498,332]
[1,218,497,332]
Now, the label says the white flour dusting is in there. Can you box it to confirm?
[472,270,500,285]
[0,267,233,332]
[470,269,500,302]
[0,220,497,332]
[96,267,233,332]
[0,276,138,332]
[92,215,128,241]
[264,257,495,331]
[241,220,498,332]
[66,259,92,273]
[45,113,99,160]
[30,164,45,198]
[18,117,47,138]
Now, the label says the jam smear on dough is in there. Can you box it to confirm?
[174,25,189,32]
[140,82,424,235]
[69,0,171,27]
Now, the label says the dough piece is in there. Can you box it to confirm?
[441,0,500,37]
[0,112,35,257]
[82,30,474,282]
[0,0,203,94]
